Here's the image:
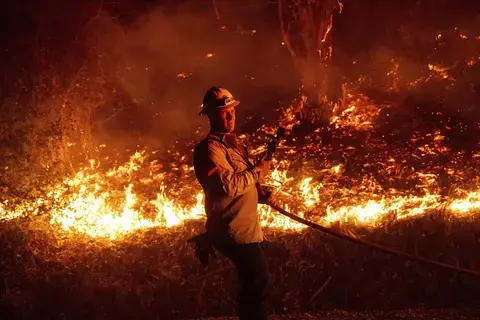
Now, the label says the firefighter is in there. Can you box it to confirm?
[193,86,274,320]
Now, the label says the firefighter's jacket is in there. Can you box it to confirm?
[193,132,266,244]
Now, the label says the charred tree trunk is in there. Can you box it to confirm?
[279,0,344,125]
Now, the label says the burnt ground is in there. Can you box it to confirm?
[194,309,480,320]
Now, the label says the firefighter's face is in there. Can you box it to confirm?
[209,107,236,133]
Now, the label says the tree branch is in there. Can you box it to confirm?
[278,0,295,57]
[212,0,220,20]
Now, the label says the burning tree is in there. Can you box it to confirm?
[279,0,344,124]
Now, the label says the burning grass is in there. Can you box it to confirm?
[2,208,480,319]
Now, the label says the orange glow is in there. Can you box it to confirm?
[2,32,480,242]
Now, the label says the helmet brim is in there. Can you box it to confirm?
[199,99,240,115]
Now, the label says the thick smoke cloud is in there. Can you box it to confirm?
[86,2,297,150]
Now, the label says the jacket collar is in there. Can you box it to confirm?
[208,131,253,167]
[208,131,236,143]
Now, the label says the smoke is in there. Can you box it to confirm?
[334,0,480,119]
[3,0,478,162]
[85,2,297,150]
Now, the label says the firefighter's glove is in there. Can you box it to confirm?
[257,185,274,205]
[187,233,217,266]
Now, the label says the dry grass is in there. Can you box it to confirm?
[1,212,480,319]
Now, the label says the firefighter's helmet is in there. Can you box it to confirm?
[199,86,240,115]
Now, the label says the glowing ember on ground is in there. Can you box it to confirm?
[428,64,451,79]
[176,72,192,79]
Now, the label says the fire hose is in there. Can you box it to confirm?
[269,202,480,277]
[262,126,480,277]
[189,126,480,277]
[188,202,480,277]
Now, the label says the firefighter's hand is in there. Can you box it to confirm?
[266,193,280,207]
[257,185,272,204]
[258,185,279,207]
[254,154,272,179]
